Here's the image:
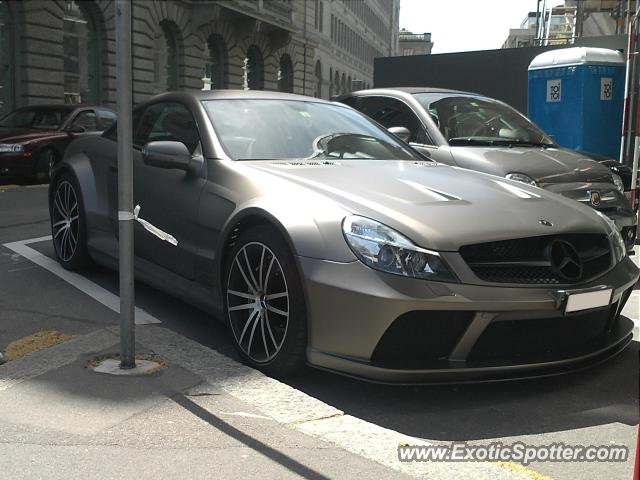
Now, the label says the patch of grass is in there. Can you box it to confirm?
[3,330,77,362]
[492,461,555,480]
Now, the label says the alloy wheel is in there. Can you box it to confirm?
[227,242,290,363]
[52,180,80,262]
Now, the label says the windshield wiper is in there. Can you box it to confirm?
[495,139,554,148]
[448,137,554,148]
[448,137,497,146]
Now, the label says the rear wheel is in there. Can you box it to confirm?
[224,225,307,376]
[50,173,91,270]
[35,149,56,184]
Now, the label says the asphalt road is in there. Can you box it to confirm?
[0,182,638,480]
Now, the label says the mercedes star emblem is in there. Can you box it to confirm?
[547,239,583,282]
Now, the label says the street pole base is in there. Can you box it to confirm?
[92,358,164,376]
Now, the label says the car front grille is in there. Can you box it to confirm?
[460,234,611,285]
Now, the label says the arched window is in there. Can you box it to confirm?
[244,45,264,90]
[347,75,352,92]
[334,70,340,95]
[202,34,227,90]
[154,20,179,93]
[63,0,99,103]
[341,73,346,95]
[329,67,333,98]
[314,61,322,98]
[277,54,293,93]
[0,1,14,115]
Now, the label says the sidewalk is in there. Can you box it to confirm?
[0,325,411,480]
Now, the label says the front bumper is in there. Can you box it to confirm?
[299,255,638,384]
[0,153,37,180]
[545,182,638,250]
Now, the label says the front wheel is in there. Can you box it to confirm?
[50,173,91,270]
[224,225,307,377]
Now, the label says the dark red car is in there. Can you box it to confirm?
[0,105,116,183]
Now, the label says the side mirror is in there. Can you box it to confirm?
[67,125,86,134]
[142,141,191,171]
[388,126,411,143]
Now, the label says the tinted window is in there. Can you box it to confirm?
[0,107,72,129]
[102,109,141,141]
[71,110,98,132]
[133,102,200,153]
[356,96,432,145]
[204,99,417,161]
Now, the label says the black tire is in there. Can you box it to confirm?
[224,225,307,377]
[50,172,92,270]
[35,148,57,184]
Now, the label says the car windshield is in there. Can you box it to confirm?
[414,93,555,147]
[203,99,418,161]
[0,107,72,130]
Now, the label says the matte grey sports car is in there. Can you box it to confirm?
[49,91,639,383]
[338,88,638,252]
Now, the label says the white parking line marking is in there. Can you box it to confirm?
[2,236,160,325]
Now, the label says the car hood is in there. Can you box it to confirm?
[0,127,58,143]
[450,146,614,185]
[246,160,609,252]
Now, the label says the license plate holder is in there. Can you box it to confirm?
[563,288,613,314]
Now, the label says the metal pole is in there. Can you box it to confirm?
[115,0,135,369]
[631,5,640,211]
[534,0,541,46]
[574,0,584,41]
[545,0,553,46]
[619,11,634,165]
[624,14,639,168]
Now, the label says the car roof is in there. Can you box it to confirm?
[14,104,113,112]
[343,86,479,97]
[148,89,337,105]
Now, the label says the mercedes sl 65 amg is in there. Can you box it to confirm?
[48,91,639,383]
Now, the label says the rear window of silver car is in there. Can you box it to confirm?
[203,99,418,161]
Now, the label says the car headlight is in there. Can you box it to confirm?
[611,173,625,193]
[342,215,458,282]
[0,144,24,154]
[505,172,538,187]
[595,211,626,263]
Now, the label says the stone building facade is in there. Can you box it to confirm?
[0,0,399,115]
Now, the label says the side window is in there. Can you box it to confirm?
[71,110,98,132]
[359,96,432,145]
[97,109,117,131]
[133,102,200,153]
[102,108,142,141]
[339,96,359,109]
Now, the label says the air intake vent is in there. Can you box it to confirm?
[270,161,340,167]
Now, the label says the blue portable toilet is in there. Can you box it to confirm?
[528,47,625,158]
